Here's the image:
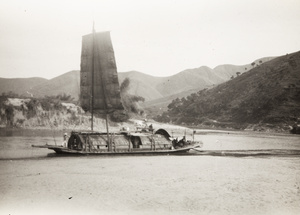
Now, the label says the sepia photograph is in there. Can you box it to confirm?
[0,0,300,214]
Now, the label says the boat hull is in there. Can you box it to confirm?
[32,144,200,156]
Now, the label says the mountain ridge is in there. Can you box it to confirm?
[153,51,300,130]
[0,56,276,102]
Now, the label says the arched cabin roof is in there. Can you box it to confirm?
[154,129,171,139]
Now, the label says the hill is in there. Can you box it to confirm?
[142,57,276,115]
[0,77,47,96]
[29,70,80,99]
[213,57,275,80]
[117,67,224,101]
[0,71,80,100]
[0,57,275,102]
[117,56,275,102]
[0,97,114,130]
[154,51,300,131]
[155,66,223,96]
[118,71,166,101]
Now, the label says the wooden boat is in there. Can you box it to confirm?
[32,129,203,155]
[32,27,203,155]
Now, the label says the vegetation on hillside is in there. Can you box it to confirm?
[0,77,145,127]
[154,51,300,131]
[120,77,145,113]
[0,93,79,128]
[111,77,145,121]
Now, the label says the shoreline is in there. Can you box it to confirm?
[0,124,294,138]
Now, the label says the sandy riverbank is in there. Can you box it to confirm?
[1,155,300,215]
[1,128,300,215]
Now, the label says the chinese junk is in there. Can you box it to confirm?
[32,30,202,155]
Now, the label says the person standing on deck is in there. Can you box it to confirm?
[62,133,68,147]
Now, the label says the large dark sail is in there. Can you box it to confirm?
[80,31,123,113]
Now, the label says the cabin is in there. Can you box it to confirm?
[67,129,173,153]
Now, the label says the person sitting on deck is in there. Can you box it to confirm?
[177,136,186,147]
[148,124,154,132]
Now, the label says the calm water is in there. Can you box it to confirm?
[0,128,299,160]
[0,129,300,214]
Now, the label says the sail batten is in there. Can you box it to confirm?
[80,31,123,113]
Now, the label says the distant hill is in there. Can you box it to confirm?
[118,56,275,102]
[29,70,80,99]
[142,88,201,116]
[155,66,223,97]
[213,57,275,80]
[0,71,80,100]
[117,67,224,101]
[118,71,166,101]
[154,51,300,130]
[0,77,47,97]
[0,56,275,103]
[141,57,276,114]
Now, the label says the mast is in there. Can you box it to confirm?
[91,23,95,131]
[91,24,111,150]
[105,111,111,151]
[80,29,124,152]
[96,40,111,150]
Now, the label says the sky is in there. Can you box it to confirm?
[1,0,300,79]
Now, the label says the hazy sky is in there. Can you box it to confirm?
[1,0,300,79]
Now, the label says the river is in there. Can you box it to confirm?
[0,128,299,215]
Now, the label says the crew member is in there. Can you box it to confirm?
[62,133,68,147]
